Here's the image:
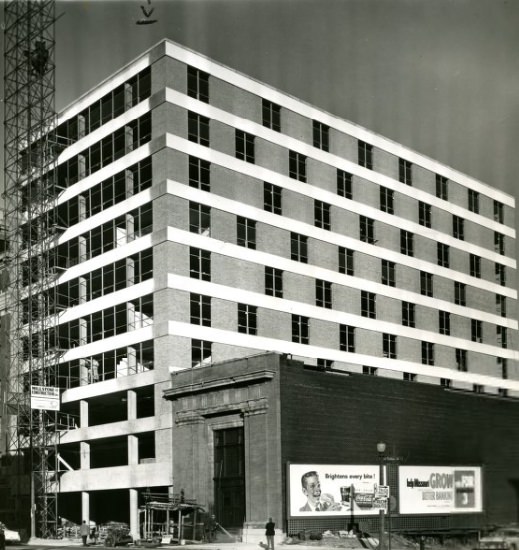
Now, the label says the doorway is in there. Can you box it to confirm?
[213,427,245,528]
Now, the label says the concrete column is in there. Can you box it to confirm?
[126,213,135,241]
[80,400,89,428]
[128,435,139,465]
[79,358,89,386]
[129,488,139,541]
[128,347,137,375]
[125,168,134,199]
[80,441,90,470]
[127,390,137,420]
[126,257,135,286]
[81,491,90,524]
[78,195,87,222]
[78,276,87,304]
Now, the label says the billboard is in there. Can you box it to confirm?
[288,463,386,517]
[31,385,60,411]
[399,466,483,514]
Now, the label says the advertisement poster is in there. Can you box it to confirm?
[399,466,482,514]
[31,385,60,411]
[288,464,386,517]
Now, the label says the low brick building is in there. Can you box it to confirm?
[164,352,519,539]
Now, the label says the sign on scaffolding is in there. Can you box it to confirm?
[31,385,60,411]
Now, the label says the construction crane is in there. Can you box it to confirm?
[3,0,65,538]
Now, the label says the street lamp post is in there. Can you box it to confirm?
[377,442,386,550]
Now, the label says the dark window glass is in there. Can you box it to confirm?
[238,303,257,335]
[264,182,282,214]
[361,291,376,319]
[313,120,329,152]
[289,150,307,182]
[358,140,373,169]
[314,200,331,230]
[189,156,210,191]
[188,111,210,146]
[235,130,255,163]
[292,315,309,344]
[265,267,283,298]
[419,201,431,228]
[337,169,352,199]
[340,325,355,352]
[237,217,256,249]
[262,99,281,131]
[380,187,394,214]
[187,66,209,103]
[291,233,308,263]
[339,247,354,276]
[316,279,332,308]
[399,158,412,185]
[402,301,415,328]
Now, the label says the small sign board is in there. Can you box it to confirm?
[31,385,60,411]
[376,485,390,499]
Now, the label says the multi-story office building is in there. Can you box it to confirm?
[2,38,518,536]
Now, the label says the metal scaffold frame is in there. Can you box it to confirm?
[3,0,64,538]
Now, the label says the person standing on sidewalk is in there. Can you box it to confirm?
[80,521,89,546]
[265,517,275,550]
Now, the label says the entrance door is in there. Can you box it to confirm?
[213,427,245,528]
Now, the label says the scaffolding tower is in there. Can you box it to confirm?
[3,0,65,538]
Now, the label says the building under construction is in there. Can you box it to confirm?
[2,22,519,541]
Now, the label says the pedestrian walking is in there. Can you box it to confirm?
[265,517,275,550]
[0,524,6,550]
[80,521,89,546]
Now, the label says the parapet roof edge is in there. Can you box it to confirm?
[59,37,515,206]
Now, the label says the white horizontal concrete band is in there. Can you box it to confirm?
[166,181,518,297]
[165,88,515,237]
[167,320,519,392]
[165,135,516,267]
[167,272,517,358]
[163,40,514,206]
[167,225,518,316]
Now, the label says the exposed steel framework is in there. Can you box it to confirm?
[3,0,67,538]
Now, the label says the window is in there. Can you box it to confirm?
[316,359,333,370]
[339,247,354,276]
[190,293,211,326]
[468,189,479,213]
[399,158,412,185]
[437,243,449,268]
[363,366,377,376]
[436,175,448,200]
[191,339,211,368]
[189,202,211,234]
[187,111,209,146]
[337,169,352,199]
[358,140,373,169]
[187,66,209,102]
[456,349,467,372]
[189,156,210,191]
[421,341,434,365]
[382,259,395,287]
[471,319,482,343]
[494,200,504,224]
[496,294,506,317]
[383,333,397,359]
[402,301,415,328]
[289,150,307,182]
[291,233,308,263]
[361,291,376,319]
[190,247,211,281]
[235,130,255,163]
[262,99,281,131]
[237,217,256,249]
[400,230,414,256]
[380,187,394,214]
[420,271,433,297]
[473,384,483,394]
[441,378,452,388]
[314,200,331,230]
[292,315,309,344]
[454,282,466,306]
[340,325,355,352]
[419,201,431,228]
[238,304,257,335]
[264,182,282,214]
[439,311,450,335]
[265,267,283,298]
[313,120,329,151]
[497,326,507,349]
[495,231,505,255]
[499,357,508,379]
[470,254,481,278]
[453,215,464,240]
[316,279,332,308]
[403,372,416,382]
[495,263,506,286]
[360,216,375,243]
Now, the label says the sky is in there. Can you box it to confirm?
[2,0,519,268]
